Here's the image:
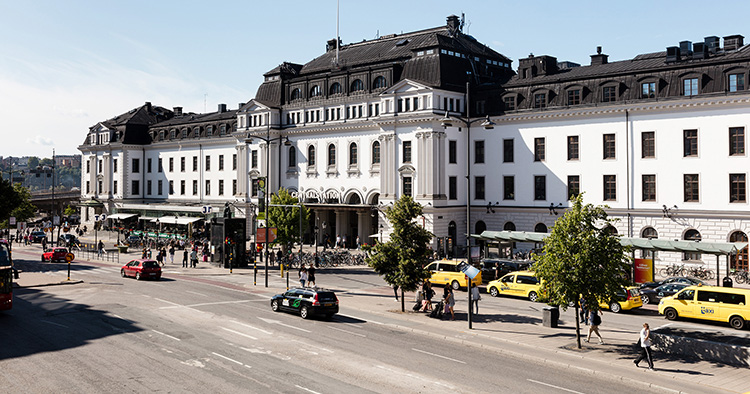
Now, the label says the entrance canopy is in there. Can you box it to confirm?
[474,230,747,256]
[108,213,137,220]
[157,216,202,225]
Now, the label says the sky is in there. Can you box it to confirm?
[2,0,749,158]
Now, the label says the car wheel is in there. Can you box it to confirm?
[271,299,280,312]
[664,307,678,320]
[729,316,745,330]
[642,296,651,305]
[135,272,141,280]
[489,287,499,297]
[300,306,310,319]
[451,280,460,291]
[609,302,622,313]
[528,291,538,302]
[121,269,126,278]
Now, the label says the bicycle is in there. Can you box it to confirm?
[659,263,685,277]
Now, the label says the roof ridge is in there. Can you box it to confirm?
[341,25,445,49]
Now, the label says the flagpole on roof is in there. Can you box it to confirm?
[335,0,340,67]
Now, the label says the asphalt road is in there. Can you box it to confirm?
[0,252,684,393]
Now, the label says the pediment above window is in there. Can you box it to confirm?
[398,164,415,174]
[381,79,432,95]
[240,100,271,113]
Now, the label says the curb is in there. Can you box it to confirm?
[13,279,84,288]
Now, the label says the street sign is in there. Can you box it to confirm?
[256,227,277,243]
[53,216,60,226]
[9,217,15,226]
[100,214,107,221]
[65,253,75,262]
[202,205,213,214]
[457,261,480,279]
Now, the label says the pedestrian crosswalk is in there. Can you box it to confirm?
[39,266,122,277]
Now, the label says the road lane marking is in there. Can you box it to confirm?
[411,348,465,364]
[528,379,583,393]
[221,327,258,340]
[186,290,208,297]
[159,300,251,309]
[212,352,243,365]
[230,320,273,335]
[295,385,322,394]
[152,330,181,341]
[257,317,311,333]
[291,340,334,353]
[40,320,69,328]
[154,298,184,306]
[327,326,366,338]
[375,365,455,389]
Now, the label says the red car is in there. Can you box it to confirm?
[121,259,161,280]
[42,247,70,262]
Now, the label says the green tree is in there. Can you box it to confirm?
[364,196,433,312]
[0,179,22,229]
[64,205,77,216]
[532,194,631,349]
[27,156,39,169]
[268,188,309,254]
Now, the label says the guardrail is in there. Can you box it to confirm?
[69,243,120,264]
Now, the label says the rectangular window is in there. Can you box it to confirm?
[642,175,656,201]
[404,98,410,112]
[603,175,617,201]
[683,129,698,157]
[730,73,745,92]
[98,180,102,194]
[475,176,485,200]
[157,180,163,195]
[219,155,224,171]
[730,127,745,155]
[205,180,211,196]
[132,180,139,195]
[233,154,237,170]
[158,158,163,173]
[474,141,484,164]
[402,177,412,197]
[192,180,198,195]
[642,131,655,158]
[205,155,211,171]
[683,174,699,202]
[147,158,152,173]
[730,174,746,203]
[168,157,174,172]
[448,140,457,163]
[503,96,516,111]
[534,175,546,200]
[533,93,546,109]
[567,136,579,160]
[147,180,152,196]
[181,157,185,172]
[132,158,140,173]
[86,181,90,193]
[113,180,118,194]
[503,139,514,163]
[193,156,198,171]
[180,180,185,195]
[602,86,617,102]
[113,159,118,173]
[251,179,259,197]
[504,176,514,200]
[98,159,102,173]
[449,176,457,200]
[567,89,580,105]
[232,179,237,196]
[403,141,412,163]
[567,175,580,200]
[684,78,699,96]
[603,133,616,159]
[169,180,174,195]
[534,138,545,162]
[219,179,224,195]
[86,161,90,173]
[251,151,258,168]
[641,82,656,98]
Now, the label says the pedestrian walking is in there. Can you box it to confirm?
[190,249,198,268]
[182,248,188,268]
[355,235,360,249]
[97,240,104,258]
[307,264,316,287]
[299,266,308,287]
[579,296,589,325]
[584,309,604,344]
[342,234,347,249]
[169,246,175,264]
[393,284,400,301]
[470,282,481,314]
[335,234,341,249]
[156,248,164,266]
[634,323,655,370]
[421,280,434,312]
[443,285,455,320]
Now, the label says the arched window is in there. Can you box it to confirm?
[641,227,658,259]
[373,76,387,89]
[349,143,358,166]
[371,141,380,164]
[475,220,487,235]
[730,231,748,271]
[310,85,321,97]
[307,145,316,166]
[683,229,702,261]
[181,128,187,139]
[193,127,200,138]
[329,82,342,95]
[328,144,336,166]
[288,146,296,168]
[504,222,516,231]
[169,130,176,139]
[348,194,361,205]
[534,223,548,233]
[603,225,618,235]
[351,79,364,93]
[220,124,226,136]
[290,88,301,101]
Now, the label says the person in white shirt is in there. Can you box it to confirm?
[634,322,655,370]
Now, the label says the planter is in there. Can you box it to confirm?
[117,246,128,253]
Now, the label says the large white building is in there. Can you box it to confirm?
[79,16,749,273]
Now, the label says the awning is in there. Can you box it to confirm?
[79,198,104,208]
[157,216,202,225]
[107,213,137,220]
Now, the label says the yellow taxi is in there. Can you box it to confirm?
[599,286,643,313]
[658,285,750,330]
[486,270,543,302]
[424,260,482,290]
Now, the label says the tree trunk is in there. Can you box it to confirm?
[401,288,405,312]
[574,304,582,349]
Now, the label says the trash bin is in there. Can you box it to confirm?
[117,245,128,254]
[723,277,733,288]
[543,306,559,328]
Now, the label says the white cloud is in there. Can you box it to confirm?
[26,135,55,146]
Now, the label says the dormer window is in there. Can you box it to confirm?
[533,92,547,109]
[567,89,581,105]
[220,124,226,136]
[503,96,516,111]
[310,85,321,97]
[169,129,176,139]
[351,79,364,93]
[329,82,342,95]
[729,73,746,92]
[683,77,699,96]
[602,85,617,102]
[193,127,200,138]
[291,88,301,101]
[207,125,213,136]
[641,82,656,98]
[373,76,387,89]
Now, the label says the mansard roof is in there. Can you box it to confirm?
[85,102,172,146]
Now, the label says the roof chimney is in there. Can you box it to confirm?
[704,36,720,54]
[238,103,245,110]
[173,107,183,116]
[218,103,227,113]
[724,35,744,51]
[446,15,460,31]
[326,38,338,52]
[145,102,152,112]
[590,47,608,65]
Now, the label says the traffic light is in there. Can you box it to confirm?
[223,202,231,218]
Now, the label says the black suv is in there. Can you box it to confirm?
[475,259,532,283]
[271,288,339,319]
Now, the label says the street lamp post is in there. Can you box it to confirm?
[441,80,496,330]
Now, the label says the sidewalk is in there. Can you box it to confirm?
[10,244,750,393]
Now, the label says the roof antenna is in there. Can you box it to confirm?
[460,12,465,33]
[335,0,340,67]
